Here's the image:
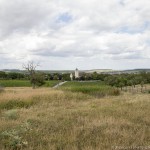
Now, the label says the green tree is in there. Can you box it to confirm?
[92,72,98,80]
[62,73,71,81]
[118,81,125,91]
[0,71,6,79]
[7,72,18,79]
[31,73,45,87]
[53,74,58,80]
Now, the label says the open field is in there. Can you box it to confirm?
[60,81,120,97]
[0,85,150,150]
[0,80,60,87]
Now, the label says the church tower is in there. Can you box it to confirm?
[75,68,79,78]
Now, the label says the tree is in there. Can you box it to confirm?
[7,72,25,80]
[85,73,92,80]
[118,82,124,91]
[62,73,71,81]
[92,72,98,80]
[0,71,6,79]
[32,73,45,87]
[23,61,44,88]
[53,74,59,80]
[7,72,18,79]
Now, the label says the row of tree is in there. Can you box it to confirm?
[0,71,69,80]
[1,61,150,90]
[0,71,25,79]
[104,72,150,92]
[1,70,150,83]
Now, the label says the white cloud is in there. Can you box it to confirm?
[0,0,150,70]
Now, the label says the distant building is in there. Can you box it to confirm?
[70,73,73,81]
[69,68,80,80]
[75,68,79,78]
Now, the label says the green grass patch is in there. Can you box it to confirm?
[61,81,120,97]
[0,100,36,110]
[43,80,60,87]
[0,80,60,87]
[0,80,31,87]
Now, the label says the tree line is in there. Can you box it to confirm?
[1,65,150,91]
[104,72,150,92]
[0,71,26,80]
[1,70,150,84]
[0,71,69,80]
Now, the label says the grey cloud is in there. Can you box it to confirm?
[0,54,18,64]
[0,0,58,38]
[0,0,150,69]
[30,47,93,58]
[110,51,148,60]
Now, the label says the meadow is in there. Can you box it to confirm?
[0,80,60,87]
[60,81,120,97]
[0,82,150,150]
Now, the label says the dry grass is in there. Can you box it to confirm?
[0,87,150,150]
[0,87,61,102]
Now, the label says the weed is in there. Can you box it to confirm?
[3,109,19,120]
[0,100,36,110]
[1,122,31,150]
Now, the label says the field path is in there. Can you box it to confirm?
[52,81,68,88]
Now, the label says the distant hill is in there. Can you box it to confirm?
[84,69,113,73]
[120,69,150,74]
[125,69,150,72]
[38,70,74,74]
[1,68,150,74]
[1,69,22,73]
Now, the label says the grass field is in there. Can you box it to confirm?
[0,86,150,150]
[60,81,120,97]
[0,80,60,87]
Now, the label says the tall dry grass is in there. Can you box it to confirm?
[0,87,149,150]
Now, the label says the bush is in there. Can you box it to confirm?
[1,122,31,149]
[30,73,45,88]
[3,109,19,120]
[0,100,36,110]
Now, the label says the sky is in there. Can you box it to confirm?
[0,0,150,70]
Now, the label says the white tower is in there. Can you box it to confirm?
[75,68,79,78]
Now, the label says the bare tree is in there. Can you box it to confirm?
[23,61,40,89]
[23,61,39,72]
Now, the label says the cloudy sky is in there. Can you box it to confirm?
[0,0,150,70]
